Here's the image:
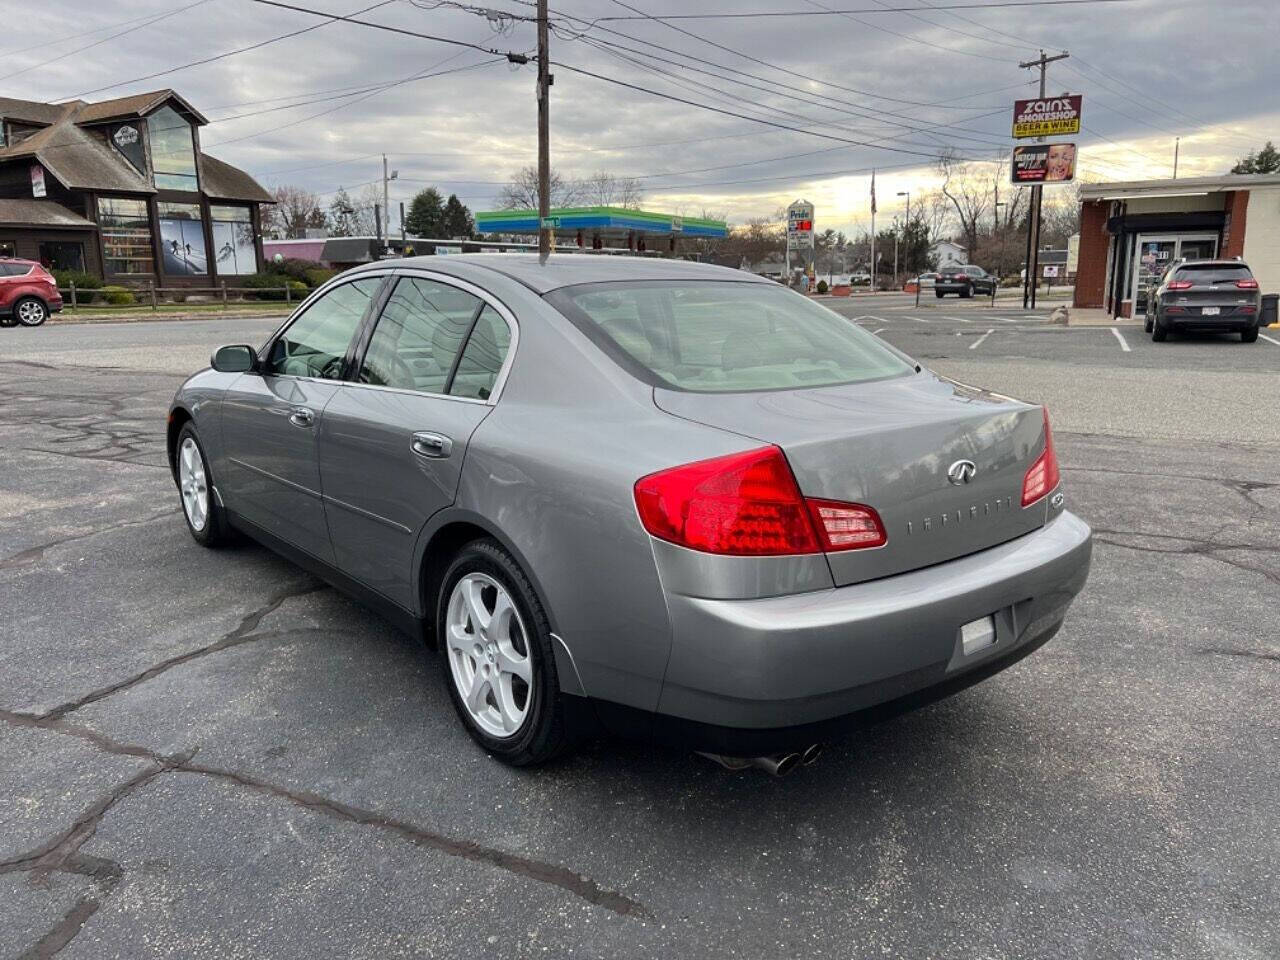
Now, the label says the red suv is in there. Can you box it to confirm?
[0,258,62,327]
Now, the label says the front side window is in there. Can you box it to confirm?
[97,197,154,276]
[549,281,913,393]
[157,201,206,276]
[209,205,256,275]
[267,278,382,379]
[359,277,485,394]
[148,105,198,192]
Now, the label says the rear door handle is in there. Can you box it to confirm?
[411,431,452,458]
[289,407,315,427]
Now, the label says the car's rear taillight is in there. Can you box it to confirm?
[1021,408,1061,508]
[1235,278,1259,289]
[1166,280,1193,290]
[634,446,886,556]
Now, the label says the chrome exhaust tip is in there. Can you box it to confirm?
[750,752,801,777]
[800,743,823,766]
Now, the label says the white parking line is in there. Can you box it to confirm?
[985,316,1021,323]
[1110,327,1131,352]
[902,316,930,323]
[872,327,887,335]
[942,315,974,323]
[969,328,995,350]
[1259,333,1280,346]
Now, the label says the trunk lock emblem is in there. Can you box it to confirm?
[947,459,977,485]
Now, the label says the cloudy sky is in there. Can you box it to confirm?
[7,0,1276,235]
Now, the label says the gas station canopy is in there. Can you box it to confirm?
[474,206,727,250]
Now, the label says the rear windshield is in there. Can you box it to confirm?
[548,280,914,393]
[1174,264,1253,284]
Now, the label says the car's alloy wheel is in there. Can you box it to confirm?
[178,436,209,532]
[445,572,533,738]
[15,298,48,327]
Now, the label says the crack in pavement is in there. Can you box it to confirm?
[1061,464,1279,513]
[1198,647,1280,664]
[0,511,178,571]
[1092,528,1280,589]
[0,708,654,944]
[39,581,328,721]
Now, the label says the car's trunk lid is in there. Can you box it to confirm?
[654,372,1049,586]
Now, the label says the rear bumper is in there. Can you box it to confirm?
[1163,312,1255,330]
[642,510,1091,753]
[935,282,969,294]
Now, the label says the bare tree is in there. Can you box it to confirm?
[497,165,584,210]
[580,171,644,209]
[263,184,326,239]
[937,150,994,255]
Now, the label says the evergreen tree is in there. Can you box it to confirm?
[442,194,475,239]
[404,188,446,237]
[327,188,359,237]
[1231,141,1280,174]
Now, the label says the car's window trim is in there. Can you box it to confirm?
[257,271,395,382]
[343,267,520,406]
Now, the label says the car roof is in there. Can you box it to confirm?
[351,253,772,294]
[1174,258,1250,268]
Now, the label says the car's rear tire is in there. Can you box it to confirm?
[1151,314,1168,342]
[176,423,232,547]
[14,297,48,327]
[934,289,943,298]
[961,287,972,299]
[1241,325,1259,343]
[438,539,572,766]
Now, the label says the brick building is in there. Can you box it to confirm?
[0,90,271,285]
[1073,173,1280,317]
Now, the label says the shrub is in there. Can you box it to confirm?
[265,257,328,287]
[53,270,102,304]
[303,267,338,288]
[239,272,294,300]
[100,285,136,306]
[816,279,829,294]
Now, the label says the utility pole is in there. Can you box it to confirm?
[1019,49,1068,310]
[536,0,551,259]
[381,154,397,254]
[1173,136,1180,179]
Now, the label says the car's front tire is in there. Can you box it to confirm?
[14,297,49,327]
[438,539,572,766]
[175,423,232,547]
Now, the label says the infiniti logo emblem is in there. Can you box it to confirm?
[947,459,977,485]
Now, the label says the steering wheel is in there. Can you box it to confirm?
[317,354,346,380]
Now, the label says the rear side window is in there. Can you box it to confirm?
[360,277,480,392]
[0,263,30,276]
[549,281,913,393]
[1173,264,1253,284]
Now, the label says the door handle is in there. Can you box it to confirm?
[411,431,452,458]
[289,407,315,427]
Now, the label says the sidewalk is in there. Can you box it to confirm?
[1068,308,1140,326]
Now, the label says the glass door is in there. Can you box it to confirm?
[1133,236,1177,314]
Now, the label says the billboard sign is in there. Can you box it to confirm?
[1011,143,1077,185]
[787,200,814,250]
[1012,95,1082,138]
[30,164,45,198]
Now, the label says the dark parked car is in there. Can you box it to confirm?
[1145,258,1263,342]
[935,264,996,298]
[0,258,62,326]
[168,256,1091,772]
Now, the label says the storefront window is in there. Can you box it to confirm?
[39,241,85,272]
[209,205,257,275]
[0,241,15,258]
[158,202,207,276]
[97,197,154,276]
[149,105,198,192]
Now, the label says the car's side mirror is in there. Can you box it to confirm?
[211,344,258,373]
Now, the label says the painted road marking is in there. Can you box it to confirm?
[902,316,929,323]
[1259,333,1280,346]
[985,316,1021,323]
[872,327,887,335]
[1110,327,1131,352]
[942,315,974,323]
[969,329,995,350]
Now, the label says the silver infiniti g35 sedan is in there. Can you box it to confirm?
[168,255,1091,770]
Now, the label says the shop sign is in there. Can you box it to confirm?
[1011,143,1077,184]
[1013,95,1082,138]
[1043,264,1060,278]
[787,200,814,251]
[30,164,45,198]
[671,216,683,233]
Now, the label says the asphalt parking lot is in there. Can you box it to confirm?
[2,304,1278,959]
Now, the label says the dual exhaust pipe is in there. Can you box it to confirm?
[697,743,823,777]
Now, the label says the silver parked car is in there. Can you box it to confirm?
[169,256,1092,770]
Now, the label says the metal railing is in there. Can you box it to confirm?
[57,280,301,312]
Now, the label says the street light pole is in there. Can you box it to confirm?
[994,200,1007,306]
[536,0,551,260]
[896,190,910,287]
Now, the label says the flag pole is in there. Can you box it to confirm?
[869,169,877,293]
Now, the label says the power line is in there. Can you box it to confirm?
[798,0,1009,64]
[590,0,1141,18]
[0,0,215,84]
[0,6,203,58]
[61,0,400,99]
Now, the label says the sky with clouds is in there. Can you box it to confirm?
[6,0,1276,236]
